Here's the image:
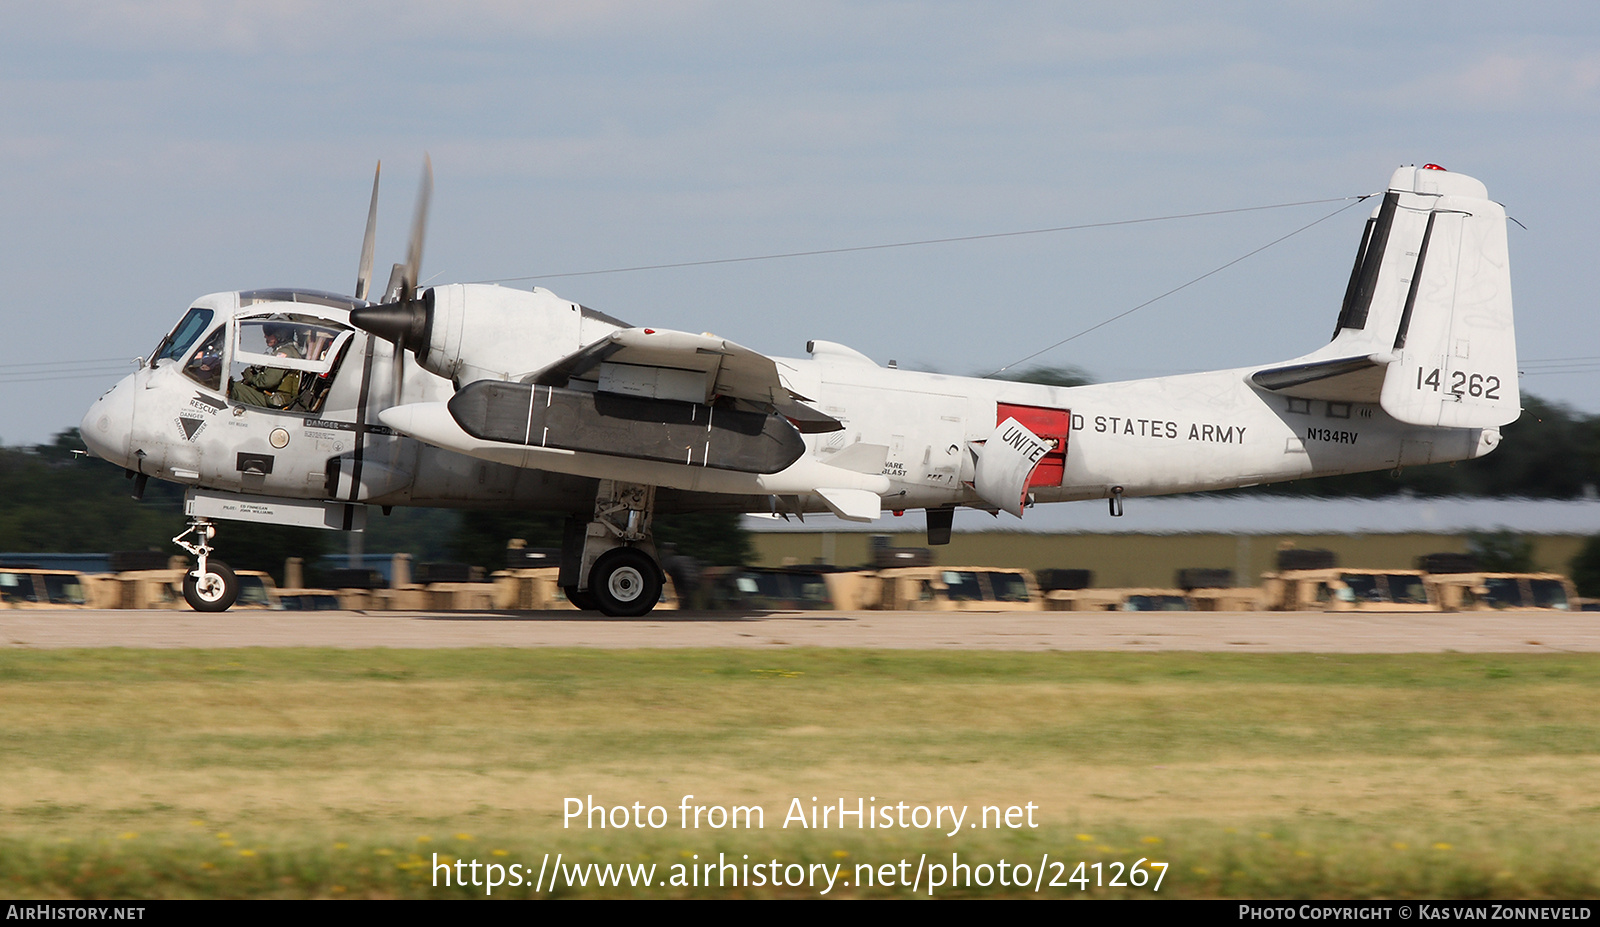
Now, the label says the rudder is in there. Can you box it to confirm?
[1373,165,1519,428]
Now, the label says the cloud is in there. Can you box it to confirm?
[1454,51,1600,108]
[1389,49,1600,113]
[9,1,722,55]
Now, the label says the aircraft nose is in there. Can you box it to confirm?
[80,375,135,466]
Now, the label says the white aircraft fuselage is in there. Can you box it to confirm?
[78,163,1519,615]
[83,301,1495,516]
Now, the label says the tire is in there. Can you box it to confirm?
[563,585,600,612]
[184,560,239,612]
[590,548,663,618]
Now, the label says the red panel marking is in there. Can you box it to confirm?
[996,402,1069,488]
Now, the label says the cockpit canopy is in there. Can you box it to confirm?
[237,288,369,312]
[152,292,362,414]
[150,289,367,368]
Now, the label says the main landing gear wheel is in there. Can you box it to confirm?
[184,560,239,612]
[590,547,662,618]
[563,585,600,612]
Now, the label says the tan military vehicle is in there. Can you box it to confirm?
[1261,568,1435,612]
[1044,587,1192,611]
[0,569,97,608]
[872,566,1040,611]
[1426,573,1576,611]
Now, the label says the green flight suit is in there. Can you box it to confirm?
[231,342,303,409]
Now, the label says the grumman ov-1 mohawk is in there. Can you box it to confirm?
[80,162,1520,616]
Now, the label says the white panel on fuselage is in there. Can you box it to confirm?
[796,358,971,509]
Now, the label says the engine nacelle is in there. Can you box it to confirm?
[354,283,629,386]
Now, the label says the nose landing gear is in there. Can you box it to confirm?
[173,517,240,612]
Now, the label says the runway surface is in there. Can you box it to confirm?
[1,608,1596,651]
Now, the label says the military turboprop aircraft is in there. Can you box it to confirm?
[80,162,1519,616]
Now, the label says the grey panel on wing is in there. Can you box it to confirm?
[447,381,807,474]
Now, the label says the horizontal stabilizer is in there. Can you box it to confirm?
[1250,355,1389,402]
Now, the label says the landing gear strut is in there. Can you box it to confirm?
[173,516,240,612]
[560,480,665,617]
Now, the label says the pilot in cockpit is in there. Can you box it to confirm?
[231,323,304,409]
[181,328,226,392]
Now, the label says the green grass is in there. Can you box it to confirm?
[1,649,1597,898]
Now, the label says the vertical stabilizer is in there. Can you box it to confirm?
[1249,165,1520,421]
[1368,166,1519,428]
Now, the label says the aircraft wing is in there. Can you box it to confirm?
[525,327,842,433]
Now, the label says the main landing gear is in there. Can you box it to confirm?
[173,516,240,612]
[560,480,666,617]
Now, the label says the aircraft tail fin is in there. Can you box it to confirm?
[1253,165,1519,428]
[1369,166,1519,428]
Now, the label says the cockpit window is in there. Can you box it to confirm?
[236,318,349,363]
[182,328,226,391]
[229,315,355,413]
[152,308,215,366]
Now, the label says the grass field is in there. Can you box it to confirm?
[1,648,1597,898]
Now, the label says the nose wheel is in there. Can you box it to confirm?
[173,517,241,612]
[184,560,239,612]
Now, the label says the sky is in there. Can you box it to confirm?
[4,2,1598,446]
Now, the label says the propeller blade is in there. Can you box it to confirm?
[355,162,381,301]
[401,154,432,300]
[349,154,436,400]
[393,338,406,403]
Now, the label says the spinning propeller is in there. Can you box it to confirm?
[350,156,434,396]
[354,162,380,301]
